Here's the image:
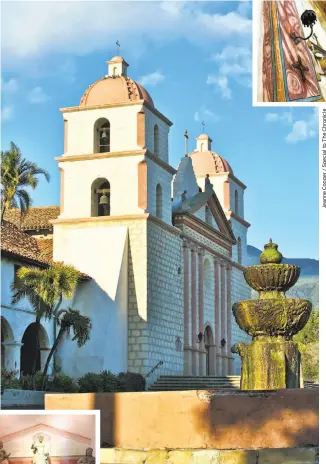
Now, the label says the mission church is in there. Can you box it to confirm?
[1,54,251,384]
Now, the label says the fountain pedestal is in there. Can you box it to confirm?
[232,240,312,390]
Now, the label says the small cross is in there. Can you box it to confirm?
[292,55,309,82]
[202,121,205,133]
[116,40,120,55]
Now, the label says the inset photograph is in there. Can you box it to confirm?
[0,412,99,464]
[254,0,326,104]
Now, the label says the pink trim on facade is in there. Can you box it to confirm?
[219,260,226,355]
[226,263,232,355]
[191,246,197,375]
[198,248,205,375]
[214,258,221,356]
[183,240,190,374]
[1,424,91,445]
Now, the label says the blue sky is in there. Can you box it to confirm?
[1,1,319,259]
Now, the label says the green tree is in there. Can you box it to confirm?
[11,263,80,388]
[42,308,92,390]
[1,142,50,223]
[294,311,319,382]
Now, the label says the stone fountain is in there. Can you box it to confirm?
[232,239,312,390]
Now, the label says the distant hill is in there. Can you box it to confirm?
[247,245,319,310]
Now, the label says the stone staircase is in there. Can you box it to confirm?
[148,375,319,391]
[148,376,241,391]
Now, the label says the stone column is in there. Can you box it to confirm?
[198,248,205,376]
[220,260,228,376]
[191,245,198,375]
[226,263,234,375]
[2,341,23,375]
[183,240,191,375]
[214,258,222,376]
[40,348,52,373]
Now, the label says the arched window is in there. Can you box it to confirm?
[200,143,204,152]
[235,190,239,215]
[94,118,110,153]
[91,178,111,217]
[113,67,117,77]
[154,125,159,156]
[237,237,242,265]
[205,205,212,226]
[156,184,163,219]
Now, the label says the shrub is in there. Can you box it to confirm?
[19,371,44,391]
[47,374,79,393]
[78,372,105,393]
[117,372,146,391]
[1,368,21,390]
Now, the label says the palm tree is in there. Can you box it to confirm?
[11,263,80,387]
[1,142,50,223]
[41,308,92,390]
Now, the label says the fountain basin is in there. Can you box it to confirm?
[244,264,300,293]
[232,298,312,337]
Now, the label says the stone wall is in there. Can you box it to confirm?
[45,389,319,451]
[101,447,318,464]
[146,219,184,383]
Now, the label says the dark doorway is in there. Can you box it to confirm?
[21,323,41,375]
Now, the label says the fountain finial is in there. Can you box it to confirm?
[260,238,283,264]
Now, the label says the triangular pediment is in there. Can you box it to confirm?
[1,424,90,444]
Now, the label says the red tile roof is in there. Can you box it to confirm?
[1,221,91,280]
[3,206,60,231]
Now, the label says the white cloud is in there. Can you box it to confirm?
[27,87,51,104]
[1,78,18,95]
[265,112,293,124]
[286,109,318,143]
[139,71,165,87]
[194,106,220,123]
[1,2,251,67]
[207,46,252,99]
[264,109,317,143]
[1,105,14,121]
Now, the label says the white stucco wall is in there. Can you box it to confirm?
[146,158,173,224]
[59,154,144,219]
[53,221,129,376]
[63,104,143,155]
[144,107,170,163]
[1,257,55,374]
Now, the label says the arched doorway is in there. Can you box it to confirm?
[204,325,214,376]
[21,323,49,375]
[1,317,14,369]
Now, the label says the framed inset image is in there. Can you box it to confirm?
[253,0,326,105]
[0,411,100,464]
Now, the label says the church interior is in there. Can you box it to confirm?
[0,414,97,464]
[257,0,326,102]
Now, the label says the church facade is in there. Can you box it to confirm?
[1,55,251,384]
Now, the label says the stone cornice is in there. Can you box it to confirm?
[148,214,182,236]
[225,211,251,228]
[180,233,231,262]
[55,149,146,163]
[196,172,247,190]
[50,214,150,226]
[174,213,235,249]
[60,99,173,127]
[55,149,177,175]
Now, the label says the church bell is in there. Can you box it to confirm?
[99,193,109,205]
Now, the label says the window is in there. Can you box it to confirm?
[156,184,163,219]
[154,125,159,156]
[91,178,111,217]
[235,190,239,215]
[200,143,204,152]
[113,67,117,77]
[237,237,242,265]
[94,118,110,153]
